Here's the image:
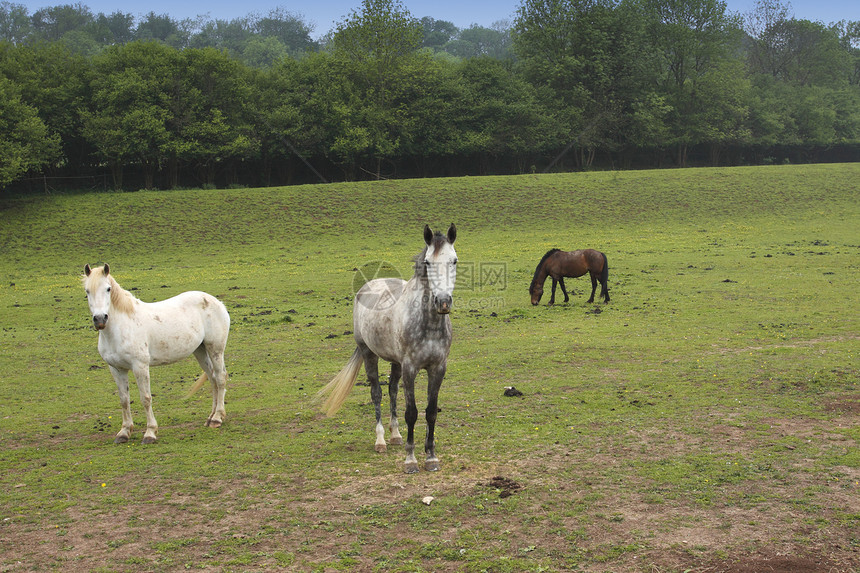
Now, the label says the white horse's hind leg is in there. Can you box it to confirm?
[109,366,134,443]
[196,344,227,428]
[132,364,158,444]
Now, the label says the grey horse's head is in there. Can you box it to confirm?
[420,224,457,314]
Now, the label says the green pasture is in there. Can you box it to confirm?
[0,164,858,572]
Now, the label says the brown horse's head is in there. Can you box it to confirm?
[529,249,559,305]
[529,282,543,305]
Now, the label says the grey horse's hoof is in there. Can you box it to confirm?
[404,462,420,474]
[389,437,403,446]
[425,460,440,472]
[141,436,157,445]
[114,435,129,444]
[375,444,387,453]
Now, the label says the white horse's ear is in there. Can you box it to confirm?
[447,224,456,244]
[85,264,92,276]
[424,225,433,246]
[104,263,110,276]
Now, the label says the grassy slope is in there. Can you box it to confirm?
[0,164,858,572]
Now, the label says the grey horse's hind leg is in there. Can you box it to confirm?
[362,351,386,453]
[388,362,402,446]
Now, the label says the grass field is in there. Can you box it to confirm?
[0,164,858,572]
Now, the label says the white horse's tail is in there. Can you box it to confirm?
[317,348,363,417]
[185,372,209,399]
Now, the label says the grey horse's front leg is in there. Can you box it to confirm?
[401,363,420,473]
[424,362,446,472]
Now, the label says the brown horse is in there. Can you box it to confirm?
[529,248,610,305]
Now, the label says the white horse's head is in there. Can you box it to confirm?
[83,264,114,330]
[422,224,457,314]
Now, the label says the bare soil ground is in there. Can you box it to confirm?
[3,401,857,572]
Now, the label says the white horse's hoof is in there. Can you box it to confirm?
[389,437,403,446]
[141,436,157,445]
[114,435,129,444]
[375,444,387,453]
[425,460,440,472]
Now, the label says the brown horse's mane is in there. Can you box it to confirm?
[529,249,561,293]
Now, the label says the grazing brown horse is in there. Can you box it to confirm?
[529,248,610,305]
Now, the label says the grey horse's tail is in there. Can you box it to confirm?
[317,347,363,416]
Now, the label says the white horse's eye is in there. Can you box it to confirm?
[107,287,111,292]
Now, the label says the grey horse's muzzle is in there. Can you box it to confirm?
[434,294,452,314]
[93,314,108,330]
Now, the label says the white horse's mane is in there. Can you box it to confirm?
[83,266,136,315]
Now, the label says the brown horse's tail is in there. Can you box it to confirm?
[317,348,363,416]
[184,372,209,399]
[600,252,610,301]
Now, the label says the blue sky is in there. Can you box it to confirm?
[16,0,860,38]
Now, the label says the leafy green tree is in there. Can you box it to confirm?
[82,41,177,189]
[173,47,257,186]
[641,0,744,165]
[0,1,31,44]
[135,12,190,48]
[444,23,513,59]
[190,17,253,55]
[252,8,318,55]
[258,52,349,183]
[0,76,60,187]
[514,0,653,167]
[331,0,422,177]
[30,3,93,42]
[447,57,556,172]
[420,16,457,51]
[0,41,91,172]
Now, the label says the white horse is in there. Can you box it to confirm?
[83,264,230,444]
[319,224,457,473]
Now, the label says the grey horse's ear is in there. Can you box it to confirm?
[447,223,456,244]
[104,263,110,276]
[424,225,433,246]
[85,264,92,276]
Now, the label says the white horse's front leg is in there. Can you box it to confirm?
[132,364,158,444]
[109,366,134,444]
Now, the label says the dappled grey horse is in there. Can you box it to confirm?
[319,224,457,473]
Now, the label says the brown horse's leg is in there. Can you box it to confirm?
[549,278,558,305]
[587,272,597,303]
[558,278,570,303]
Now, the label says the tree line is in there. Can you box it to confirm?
[1,0,858,191]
